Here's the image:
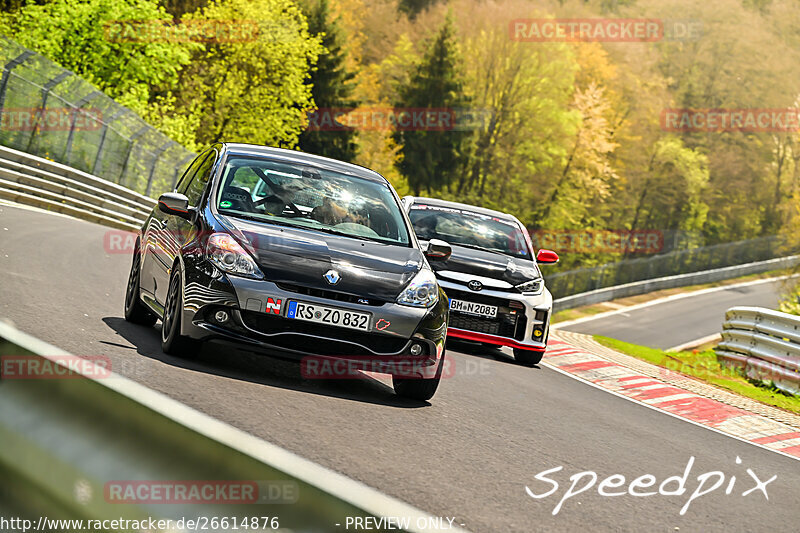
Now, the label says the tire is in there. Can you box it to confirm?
[392,353,445,402]
[124,244,157,326]
[161,269,200,357]
[513,347,544,367]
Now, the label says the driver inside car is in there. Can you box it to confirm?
[220,166,292,216]
[311,196,352,225]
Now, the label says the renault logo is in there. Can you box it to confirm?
[468,280,483,292]
[324,269,341,285]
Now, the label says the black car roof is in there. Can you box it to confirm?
[221,143,388,184]
[406,196,523,225]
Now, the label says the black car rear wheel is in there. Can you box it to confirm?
[161,270,200,357]
[392,352,445,401]
[513,347,543,366]
[124,245,157,326]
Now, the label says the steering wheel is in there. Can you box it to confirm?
[254,195,304,217]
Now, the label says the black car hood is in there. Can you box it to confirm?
[429,242,541,285]
[222,216,424,301]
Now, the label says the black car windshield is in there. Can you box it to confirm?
[409,204,531,259]
[216,156,410,246]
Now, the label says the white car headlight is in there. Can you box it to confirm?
[207,233,264,279]
[397,269,440,308]
[516,278,543,295]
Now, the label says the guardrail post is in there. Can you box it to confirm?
[0,50,34,118]
[25,70,70,153]
[62,90,102,164]
[118,126,149,186]
[91,107,129,175]
[144,140,175,196]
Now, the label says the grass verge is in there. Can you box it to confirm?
[593,335,800,416]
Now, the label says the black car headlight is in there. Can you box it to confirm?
[206,233,264,279]
[397,269,440,308]
[516,278,544,295]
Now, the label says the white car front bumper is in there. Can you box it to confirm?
[438,277,553,352]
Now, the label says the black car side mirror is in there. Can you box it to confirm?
[158,192,192,220]
[424,239,452,261]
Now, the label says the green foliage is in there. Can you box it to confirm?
[0,0,197,107]
[537,82,619,229]
[779,286,800,316]
[178,0,322,147]
[454,13,579,224]
[398,0,441,19]
[393,13,470,196]
[0,0,25,13]
[298,0,359,162]
[161,0,209,18]
[628,136,709,237]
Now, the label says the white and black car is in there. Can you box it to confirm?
[403,197,558,366]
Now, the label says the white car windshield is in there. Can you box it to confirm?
[409,203,531,259]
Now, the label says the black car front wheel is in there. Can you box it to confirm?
[161,270,200,357]
[392,352,445,401]
[124,246,157,326]
[513,347,544,367]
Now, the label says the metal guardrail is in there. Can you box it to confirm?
[0,320,462,533]
[553,256,800,312]
[716,306,800,396]
[0,144,153,230]
[547,235,793,300]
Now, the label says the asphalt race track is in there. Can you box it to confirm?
[558,279,787,350]
[1,202,799,532]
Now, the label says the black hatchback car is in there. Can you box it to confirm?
[124,143,451,401]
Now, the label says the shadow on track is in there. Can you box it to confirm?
[102,316,430,409]
[447,339,542,369]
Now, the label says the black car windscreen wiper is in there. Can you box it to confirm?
[311,225,396,245]
[219,211,399,245]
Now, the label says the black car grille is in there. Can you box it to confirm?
[444,288,527,341]
[276,283,385,306]
[240,311,407,355]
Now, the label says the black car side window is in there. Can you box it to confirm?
[183,150,217,207]
[175,151,211,194]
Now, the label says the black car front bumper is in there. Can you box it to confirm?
[177,266,449,377]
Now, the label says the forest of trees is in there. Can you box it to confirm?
[2,0,800,274]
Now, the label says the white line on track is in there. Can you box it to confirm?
[551,275,796,330]
[666,333,722,353]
